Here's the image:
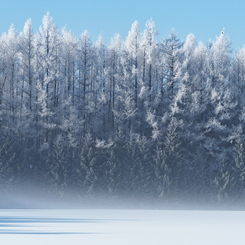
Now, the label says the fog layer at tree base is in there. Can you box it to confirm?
[1,184,245,210]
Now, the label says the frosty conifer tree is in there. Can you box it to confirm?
[233,128,245,199]
[1,13,245,204]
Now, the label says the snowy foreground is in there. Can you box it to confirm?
[1,209,245,245]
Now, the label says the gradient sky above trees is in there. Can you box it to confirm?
[1,0,245,50]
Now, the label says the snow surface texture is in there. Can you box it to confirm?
[1,209,245,245]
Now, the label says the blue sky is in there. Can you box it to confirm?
[1,0,245,50]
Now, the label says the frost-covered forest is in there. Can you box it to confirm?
[1,13,245,205]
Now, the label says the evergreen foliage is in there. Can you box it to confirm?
[0,14,245,205]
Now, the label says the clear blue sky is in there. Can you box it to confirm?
[1,0,245,50]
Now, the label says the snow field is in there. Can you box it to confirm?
[0,209,245,245]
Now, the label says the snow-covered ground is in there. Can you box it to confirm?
[1,209,245,245]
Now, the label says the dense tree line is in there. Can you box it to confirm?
[1,13,245,206]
